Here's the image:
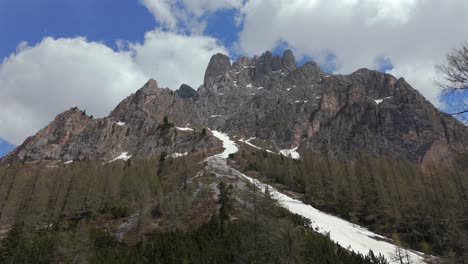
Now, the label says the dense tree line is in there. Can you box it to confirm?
[0,153,207,262]
[231,148,468,262]
[0,178,388,264]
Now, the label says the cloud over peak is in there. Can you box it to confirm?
[236,0,468,105]
[0,31,227,145]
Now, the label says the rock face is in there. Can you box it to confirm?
[176,84,196,98]
[2,79,218,163]
[203,53,231,87]
[282,49,296,70]
[2,50,467,164]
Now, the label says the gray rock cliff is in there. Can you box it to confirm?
[3,50,467,165]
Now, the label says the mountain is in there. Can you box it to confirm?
[0,50,467,263]
[2,50,467,166]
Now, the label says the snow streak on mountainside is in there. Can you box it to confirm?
[209,130,428,264]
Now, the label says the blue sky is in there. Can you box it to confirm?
[0,139,14,157]
[0,0,154,57]
[0,0,241,157]
[0,0,150,156]
[0,0,467,157]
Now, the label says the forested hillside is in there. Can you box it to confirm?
[230,148,468,262]
[0,154,389,263]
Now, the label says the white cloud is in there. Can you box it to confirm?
[0,31,227,145]
[140,0,243,33]
[140,0,178,30]
[0,37,147,145]
[236,0,468,106]
[181,0,243,17]
[130,30,228,90]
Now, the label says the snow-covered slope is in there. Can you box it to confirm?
[209,130,427,264]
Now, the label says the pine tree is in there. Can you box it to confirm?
[217,181,233,236]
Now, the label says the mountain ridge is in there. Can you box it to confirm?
[2,50,467,165]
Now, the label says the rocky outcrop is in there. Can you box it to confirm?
[1,80,218,164]
[4,107,92,161]
[2,50,467,165]
[304,70,468,161]
[282,49,296,70]
[176,84,196,98]
[203,53,231,87]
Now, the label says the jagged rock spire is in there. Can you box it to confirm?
[204,53,231,87]
[282,49,296,70]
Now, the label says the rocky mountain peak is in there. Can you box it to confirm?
[3,107,93,163]
[202,50,299,89]
[255,49,297,71]
[204,53,231,87]
[146,78,158,89]
[176,84,196,98]
[2,50,467,166]
[282,49,296,70]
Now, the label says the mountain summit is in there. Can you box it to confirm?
[2,50,467,165]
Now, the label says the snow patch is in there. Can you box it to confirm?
[210,115,221,118]
[116,122,125,126]
[107,152,132,163]
[374,96,393,105]
[246,83,253,88]
[239,137,275,154]
[210,130,238,158]
[239,137,261,150]
[257,87,264,90]
[171,152,188,158]
[295,100,301,103]
[176,127,194,131]
[280,147,300,160]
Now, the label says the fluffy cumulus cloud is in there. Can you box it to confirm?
[236,0,468,106]
[0,37,147,145]
[0,31,226,145]
[129,30,228,90]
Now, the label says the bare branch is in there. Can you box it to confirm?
[435,42,468,91]
[436,42,468,117]
[447,109,468,116]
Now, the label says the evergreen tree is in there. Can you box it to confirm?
[217,181,233,236]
